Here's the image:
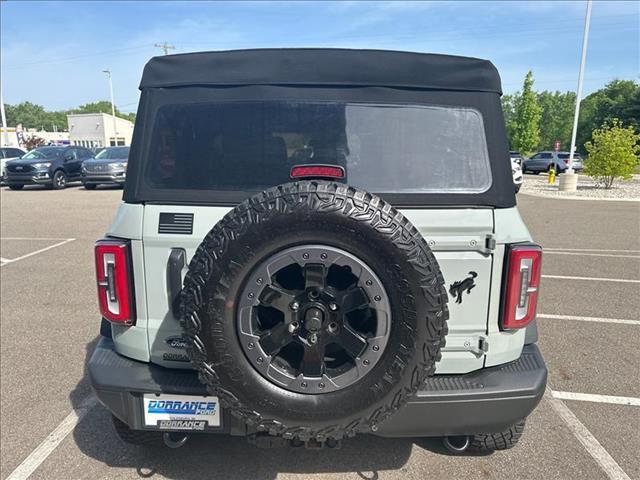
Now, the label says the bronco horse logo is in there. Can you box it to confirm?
[449,271,478,304]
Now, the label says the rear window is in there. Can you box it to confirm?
[558,153,581,159]
[144,101,492,194]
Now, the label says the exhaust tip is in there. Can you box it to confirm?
[163,432,189,449]
[443,435,471,454]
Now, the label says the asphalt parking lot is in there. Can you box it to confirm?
[1,183,639,480]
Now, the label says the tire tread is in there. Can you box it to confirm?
[181,181,449,441]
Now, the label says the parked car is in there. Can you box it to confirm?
[89,49,546,454]
[523,151,583,174]
[81,146,130,189]
[0,147,26,185]
[512,156,523,193]
[4,145,93,190]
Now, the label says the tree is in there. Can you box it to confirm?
[23,135,46,151]
[584,119,640,189]
[71,101,136,123]
[5,102,68,131]
[5,102,50,130]
[501,93,518,149]
[577,80,640,154]
[5,100,137,132]
[510,71,541,155]
[72,101,118,116]
[537,91,576,151]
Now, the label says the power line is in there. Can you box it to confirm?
[154,42,175,55]
[116,101,139,108]
[2,45,151,69]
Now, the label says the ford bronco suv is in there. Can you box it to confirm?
[88,49,547,453]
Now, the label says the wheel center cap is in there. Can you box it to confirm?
[304,307,324,332]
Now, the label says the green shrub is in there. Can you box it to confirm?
[584,119,640,189]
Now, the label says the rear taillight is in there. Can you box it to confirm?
[501,244,542,330]
[94,239,135,325]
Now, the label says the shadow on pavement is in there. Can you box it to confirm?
[70,339,471,479]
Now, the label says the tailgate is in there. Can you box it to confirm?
[402,209,494,373]
[140,206,495,374]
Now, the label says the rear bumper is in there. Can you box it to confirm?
[89,337,547,437]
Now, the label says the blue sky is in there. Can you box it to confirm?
[1,1,638,113]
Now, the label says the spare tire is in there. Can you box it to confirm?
[181,181,448,441]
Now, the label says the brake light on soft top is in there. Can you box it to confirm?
[502,244,542,330]
[94,239,135,325]
[290,164,345,180]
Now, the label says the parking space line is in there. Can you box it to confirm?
[544,248,640,253]
[544,251,640,259]
[537,314,640,326]
[545,388,632,480]
[0,238,75,266]
[552,391,640,406]
[542,274,640,284]
[6,396,98,480]
[0,237,71,241]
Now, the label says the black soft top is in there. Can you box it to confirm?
[139,48,502,94]
[125,49,515,208]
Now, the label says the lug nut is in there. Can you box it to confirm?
[308,333,318,345]
[329,302,338,311]
[288,321,299,333]
[327,322,338,333]
[290,301,299,311]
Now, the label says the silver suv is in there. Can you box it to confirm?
[523,150,584,174]
[88,49,546,454]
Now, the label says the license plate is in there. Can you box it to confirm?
[142,393,221,431]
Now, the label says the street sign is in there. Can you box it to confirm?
[554,140,561,151]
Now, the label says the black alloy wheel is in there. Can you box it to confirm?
[237,245,391,394]
[52,170,67,190]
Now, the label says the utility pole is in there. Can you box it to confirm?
[561,0,592,192]
[154,42,175,55]
[0,83,9,146]
[102,69,118,145]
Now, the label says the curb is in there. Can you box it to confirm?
[519,191,640,202]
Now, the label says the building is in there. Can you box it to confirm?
[67,113,134,148]
[0,126,69,148]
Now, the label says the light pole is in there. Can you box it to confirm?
[102,69,118,146]
[561,0,592,192]
[0,83,9,146]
